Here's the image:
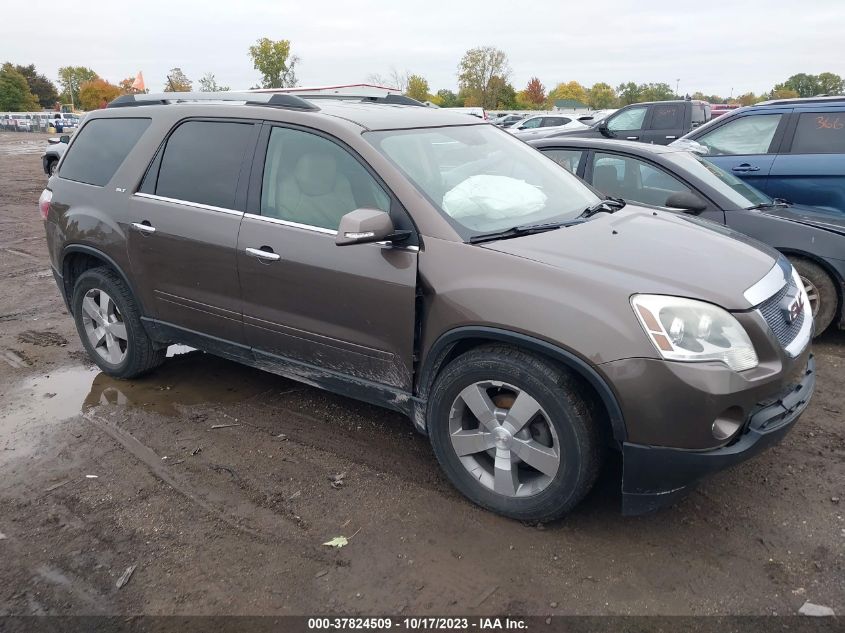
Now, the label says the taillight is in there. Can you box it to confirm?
[39,189,52,220]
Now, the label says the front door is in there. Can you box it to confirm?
[237,124,419,391]
[127,119,259,344]
[605,104,649,142]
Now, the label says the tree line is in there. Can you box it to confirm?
[1,39,843,113]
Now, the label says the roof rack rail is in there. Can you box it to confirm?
[106,92,320,111]
[297,94,427,107]
[757,95,845,106]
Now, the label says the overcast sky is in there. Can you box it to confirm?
[6,0,845,98]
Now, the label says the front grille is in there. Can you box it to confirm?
[757,277,805,348]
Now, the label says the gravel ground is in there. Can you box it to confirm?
[0,131,843,616]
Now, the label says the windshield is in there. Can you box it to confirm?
[668,151,772,209]
[365,125,600,239]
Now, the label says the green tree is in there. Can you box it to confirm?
[405,74,429,102]
[198,72,230,92]
[57,66,98,108]
[616,81,640,105]
[0,64,39,111]
[587,82,615,109]
[547,81,588,108]
[816,72,844,95]
[248,38,299,89]
[164,68,192,92]
[78,78,121,110]
[457,46,510,109]
[780,73,820,98]
[13,64,58,108]
[637,82,675,102]
[435,88,462,108]
[489,76,516,109]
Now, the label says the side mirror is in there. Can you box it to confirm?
[60,135,70,144]
[598,121,612,137]
[665,191,708,214]
[336,208,398,246]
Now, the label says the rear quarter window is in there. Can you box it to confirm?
[59,118,150,186]
[790,112,845,154]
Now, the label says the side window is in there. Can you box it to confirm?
[543,148,583,174]
[154,120,254,209]
[592,152,692,207]
[696,114,782,155]
[59,118,150,186]
[790,113,845,154]
[649,104,683,130]
[521,117,542,129]
[260,127,390,231]
[691,104,708,128]
[607,106,648,132]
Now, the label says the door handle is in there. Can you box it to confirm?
[131,221,156,234]
[245,246,280,262]
[665,135,677,140]
[732,163,760,173]
[626,136,639,140]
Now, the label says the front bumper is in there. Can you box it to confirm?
[621,353,815,515]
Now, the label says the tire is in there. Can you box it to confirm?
[789,257,838,335]
[47,159,58,176]
[71,267,165,378]
[427,345,601,522]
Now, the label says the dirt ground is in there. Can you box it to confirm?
[0,131,842,617]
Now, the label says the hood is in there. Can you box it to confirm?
[761,204,845,237]
[480,207,779,310]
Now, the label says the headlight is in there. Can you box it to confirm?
[631,295,758,371]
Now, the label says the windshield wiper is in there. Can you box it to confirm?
[579,197,626,218]
[468,219,585,244]
[747,197,790,210]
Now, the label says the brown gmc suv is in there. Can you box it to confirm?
[40,92,815,520]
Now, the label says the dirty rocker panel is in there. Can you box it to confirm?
[141,318,419,416]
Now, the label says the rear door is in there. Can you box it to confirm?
[237,123,419,391]
[127,118,259,345]
[641,103,685,144]
[768,110,845,213]
[691,108,791,192]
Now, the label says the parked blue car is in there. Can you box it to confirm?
[675,96,845,214]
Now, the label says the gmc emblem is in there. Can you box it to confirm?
[782,291,804,324]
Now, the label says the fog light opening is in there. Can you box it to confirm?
[712,407,744,441]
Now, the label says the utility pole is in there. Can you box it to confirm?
[676,78,680,97]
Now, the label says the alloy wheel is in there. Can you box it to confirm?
[448,380,560,497]
[800,275,820,317]
[81,288,129,365]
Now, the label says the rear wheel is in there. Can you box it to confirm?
[428,345,601,521]
[789,257,838,335]
[47,159,58,176]
[71,267,165,378]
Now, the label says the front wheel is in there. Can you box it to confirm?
[71,267,165,378]
[428,345,601,522]
[789,257,838,335]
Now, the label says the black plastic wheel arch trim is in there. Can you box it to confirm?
[416,326,627,442]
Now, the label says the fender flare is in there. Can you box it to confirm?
[61,244,148,316]
[415,326,627,442]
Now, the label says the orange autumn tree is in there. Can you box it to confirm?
[78,78,121,110]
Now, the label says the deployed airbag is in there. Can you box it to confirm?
[442,175,547,220]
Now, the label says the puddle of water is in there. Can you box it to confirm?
[1,346,286,432]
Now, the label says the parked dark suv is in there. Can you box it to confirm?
[41,92,815,520]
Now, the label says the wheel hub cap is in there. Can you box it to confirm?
[81,288,128,365]
[448,380,561,498]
